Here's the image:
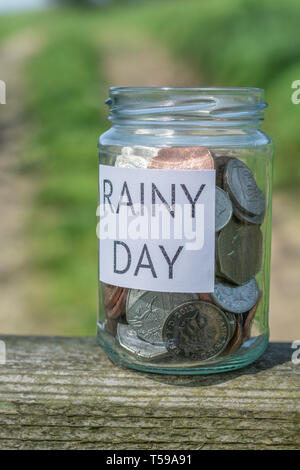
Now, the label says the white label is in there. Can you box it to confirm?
[98,165,215,293]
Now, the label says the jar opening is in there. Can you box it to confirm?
[106,87,266,127]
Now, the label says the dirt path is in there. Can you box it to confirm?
[101,29,300,342]
[270,193,300,341]
[0,32,41,334]
[101,30,200,87]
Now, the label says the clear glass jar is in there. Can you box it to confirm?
[97,87,273,375]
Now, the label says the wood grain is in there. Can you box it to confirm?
[0,336,299,450]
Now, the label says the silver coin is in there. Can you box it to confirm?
[162,300,231,360]
[215,156,235,188]
[233,204,265,225]
[132,146,158,158]
[121,146,133,157]
[126,289,147,312]
[126,290,198,344]
[224,314,244,354]
[215,233,222,278]
[115,153,149,169]
[224,311,237,339]
[217,219,262,285]
[211,278,260,314]
[117,323,168,360]
[215,186,233,232]
[224,159,266,217]
[117,146,158,166]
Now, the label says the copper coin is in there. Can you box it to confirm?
[148,146,215,170]
[107,288,128,320]
[197,292,213,302]
[225,316,243,354]
[103,317,118,335]
[103,285,123,309]
[243,292,262,341]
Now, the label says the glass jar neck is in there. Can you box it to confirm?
[106,87,267,131]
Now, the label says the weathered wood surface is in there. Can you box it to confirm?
[0,336,299,450]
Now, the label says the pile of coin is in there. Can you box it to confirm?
[103,146,264,362]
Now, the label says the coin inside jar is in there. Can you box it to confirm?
[126,290,198,345]
[103,285,123,309]
[115,145,158,168]
[224,311,237,339]
[217,219,263,285]
[162,301,231,360]
[126,289,147,312]
[224,159,266,217]
[148,146,215,170]
[107,288,127,319]
[211,278,260,314]
[243,292,262,341]
[215,155,235,188]
[197,292,213,302]
[115,154,149,169]
[233,203,265,225]
[215,186,233,232]
[117,323,168,361]
[225,316,244,354]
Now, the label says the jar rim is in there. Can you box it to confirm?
[107,87,266,126]
[110,86,263,93]
[109,87,264,102]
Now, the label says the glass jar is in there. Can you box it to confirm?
[97,87,273,375]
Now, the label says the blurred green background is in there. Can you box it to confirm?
[0,0,299,339]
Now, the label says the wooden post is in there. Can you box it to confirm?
[0,336,299,449]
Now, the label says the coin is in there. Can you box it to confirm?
[148,146,215,170]
[233,204,265,225]
[121,146,133,157]
[117,323,168,360]
[215,156,235,188]
[215,186,233,232]
[243,292,262,341]
[224,159,266,217]
[115,154,149,169]
[225,311,237,339]
[217,219,262,285]
[197,295,237,339]
[103,317,118,335]
[211,278,260,314]
[126,290,198,344]
[115,145,159,168]
[162,300,231,360]
[215,234,223,278]
[131,146,159,158]
[126,289,147,312]
[197,292,213,302]
[225,316,243,354]
[103,285,123,309]
[107,288,128,319]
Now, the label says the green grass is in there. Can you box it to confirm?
[0,12,41,43]
[1,0,299,335]
[22,10,108,335]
